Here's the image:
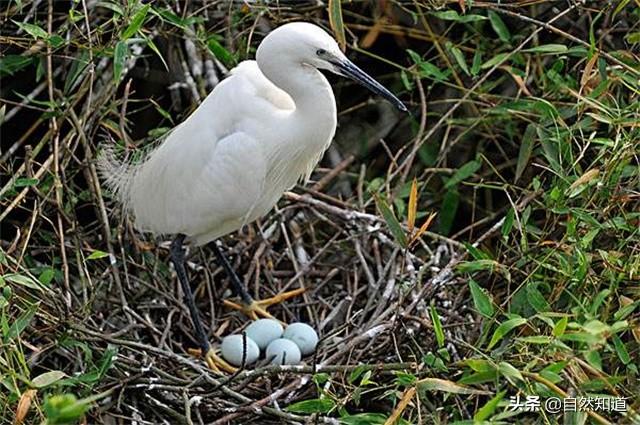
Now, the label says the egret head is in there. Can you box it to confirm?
[257,22,407,112]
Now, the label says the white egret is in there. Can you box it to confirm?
[101,22,406,371]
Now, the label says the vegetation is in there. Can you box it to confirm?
[1,0,639,423]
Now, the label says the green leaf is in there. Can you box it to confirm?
[515,123,536,183]
[0,55,35,76]
[487,317,527,349]
[48,34,65,48]
[339,413,389,425]
[625,32,640,44]
[498,362,523,383]
[445,160,481,189]
[113,41,127,83]
[429,305,445,348]
[63,50,90,94]
[13,21,48,39]
[43,394,89,424]
[431,10,487,23]
[469,279,495,318]
[121,3,150,39]
[471,49,482,76]
[87,250,110,260]
[207,37,234,67]
[6,304,38,342]
[488,11,511,42]
[474,390,506,421]
[348,364,368,384]
[501,208,514,239]
[374,195,407,248]
[13,177,39,188]
[4,273,45,292]
[526,282,550,312]
[481,52,509,69]
[553,316,568,337]
[438,188,459,235]
[612,334,630,365]
[32,371,67,388]
[523,44,569,54]
[448,44,469,76]
[286,398,335,414]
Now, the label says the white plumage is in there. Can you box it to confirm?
[101,22,405,246]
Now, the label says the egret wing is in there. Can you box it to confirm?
[128,131,267,244]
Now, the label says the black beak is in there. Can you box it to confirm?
[332,58,408,112]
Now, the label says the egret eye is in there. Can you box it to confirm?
[316,49,327,56]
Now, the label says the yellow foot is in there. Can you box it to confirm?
[188,347,237,373]
[223,287,306,320]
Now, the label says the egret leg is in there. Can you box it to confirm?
[170,234,235,373]
[212,242,305,320]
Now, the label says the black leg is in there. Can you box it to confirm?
[211,241,254,305]
[170,234,210,353]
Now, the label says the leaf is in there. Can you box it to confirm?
[526,282,550,312]
[449,44,469,76]
[501,208,514,239]
[4,273,45,292]
[612,334,630,365]
[328,0,346,51]
[553,316,568,337]
[481,52,510,69]
[469,279,495,318]
[113,41,127,83]
[431,10,487,23]
[121,3,150,39]
[438,189,459,235]
[13,21,48,39]
[410,212,437,246]
[488,11,511,43]
[523,44,569,54]
[474,390,506,421]
[340,413,389,425]
[43,394,89,424]
[348,364,368,384]
[407,178,418,232]
[32,371,67,388]
[416,60,448,81]
[63,50,90,94]
[207,37,234,67]
[287,398,335,414]
[487,317,527,349]
[429,305,445,348]
[515,124,536,183]
[498,362,524,383]
[6,304,38,342]
[445,160,481,189]
[15,389,37,425]
[374,195,407,248]
[87,250,110,260]
[417,377,490,395]
[0,55,35,76]
[13,178,39,188]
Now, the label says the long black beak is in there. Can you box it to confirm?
[332,59,408,112]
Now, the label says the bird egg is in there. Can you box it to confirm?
[266,338,301,365]
[221,334,259,366]
[244,319,284,349]
[283,322,318,355]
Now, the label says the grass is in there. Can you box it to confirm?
[1,0,639,423]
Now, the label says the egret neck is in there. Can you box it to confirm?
[256,48,337,166]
